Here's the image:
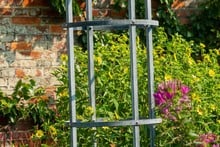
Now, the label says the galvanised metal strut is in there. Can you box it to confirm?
[65,0,161,146]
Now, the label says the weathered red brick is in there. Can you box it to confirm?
[41,17,65,24]
[73,16,85,22]
[92,9,109,17]
[35,69,42,76]
[22,0,49,7]
[40,9,61,17]
[92,9,99,17]
[45,86,56,97]
[12,17,41,24]
[172,0,185,9]
[0,8,12,15]
[179,17,190,24]
[18,50,32,56]
[175,9,189,17]
[35,26,48,33]
[109,9,126,19]
[49,25,65,33]
[30,50,42,59]
[12,0,22,5]
[15,68,25,78]
[10,41,32,51]
[79,2,86,10]
[152,0,160,10]
[0,0,12,7]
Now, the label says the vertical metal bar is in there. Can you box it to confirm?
[86,0,96,146]
[66,0,77,147]
[86,0,96,122]
[128,0,140,147]
[145,0,156,146]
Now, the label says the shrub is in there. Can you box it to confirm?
[153,27,220,146]
[1,27,218,146]
[52,27,220,146]
[0,79,57,146]
[53,32,149,146]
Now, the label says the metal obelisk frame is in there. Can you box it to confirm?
[65,0,162,146]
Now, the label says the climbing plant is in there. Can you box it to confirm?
[156,0,183,35]
[49,0,82,16]
[188,0,220,48]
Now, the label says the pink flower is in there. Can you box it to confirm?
[154,91,166,105]
[154,80,191,121]
[181,85,190,95]
[196,133,218,147]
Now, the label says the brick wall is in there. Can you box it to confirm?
[0,0,65,94]
[172,0,205,24]
[91,0,205,24]
[0,0,205,94]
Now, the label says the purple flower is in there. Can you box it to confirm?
[168,114,177,121]
[154,80,191,121]
[196,133,218,147]
[179,95,190,103]
[181,85,190,95]
[164,91,174,99]
[154,80,182,106]
[154,91,166,105]
[161,107,169,115]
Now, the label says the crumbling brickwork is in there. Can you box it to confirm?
[0,0,65,94]
[172,0,205,24]
[0,0,205,94]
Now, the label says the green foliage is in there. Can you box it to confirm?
[53,32,149,146]
[0,79,56,145]
[156,0,183,35]
[49,0,219,49]
[153,27,220,146]
[155,0,220,49]
[53,28,219,146]
[2,27,220,146]
[188,0,220,48]
[0,79,55,125]
[49,0,82,16]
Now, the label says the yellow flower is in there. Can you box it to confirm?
[204,54,211,62]
[60,54,68,62]
[35,130,44,138]
[192,75,200,83]
[102,126,109,130]
[191,93,201,103]
[49,126,57,136]
[96,56,102,65]
[59,90,68,97]
[165,74,172,81]
[123,67,128,74]
[188,58,195,65]
[76,115,84,121]
[84,106,94,117]
[209,69,215,77]
[215,49,220,55]
[210,104,216,112]
[200,43,206,48]
[196,107,203,115]
[217,120,220,124]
